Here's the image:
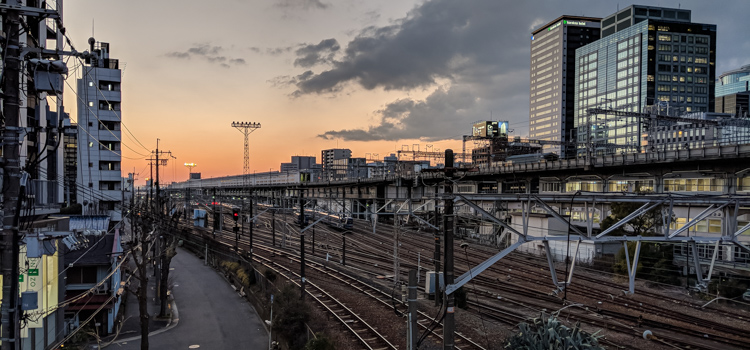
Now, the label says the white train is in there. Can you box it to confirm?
[169,171,302,189]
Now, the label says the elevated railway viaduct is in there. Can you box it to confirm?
[167,144,750,292]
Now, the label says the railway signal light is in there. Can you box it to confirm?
[232,208,239,222]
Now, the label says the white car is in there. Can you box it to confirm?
[743,289,750,301]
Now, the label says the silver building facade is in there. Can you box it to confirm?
[574,5,717,156]
[76,42,123,223]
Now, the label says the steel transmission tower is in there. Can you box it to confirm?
[231,122,262,177]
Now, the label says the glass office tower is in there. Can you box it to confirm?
[716,65,750,97]
[574,5,717,156]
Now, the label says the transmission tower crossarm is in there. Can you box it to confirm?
[231,121,261,177]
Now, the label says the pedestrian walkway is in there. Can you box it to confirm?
[100,262,177,346]
[105,247,268,349]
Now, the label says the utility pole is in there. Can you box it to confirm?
[394,210,400,285]
[1,5,22,347]
[408,269,418,350]
[146,143,174,217]
[248,194,254,261]
[131,170,136,243]
[149,160,154,214]
[271,209,276,247]
[443,150,456,350]
[154,139,161,302]
[434,198,441,306]
[299,190,306,301]
[156,140,160,216]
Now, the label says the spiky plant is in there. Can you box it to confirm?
[504,314,605,350]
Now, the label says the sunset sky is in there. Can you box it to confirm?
[62,0,750,185]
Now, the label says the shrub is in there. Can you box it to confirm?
[305,333,335,350]
[274,284,310,349]
[221,261,241,272]
[708,277,749,299]
[265,269,277,282]
[505,314,604,350]
[237,267,257,286]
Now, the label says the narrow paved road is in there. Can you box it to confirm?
[114,248,268,349]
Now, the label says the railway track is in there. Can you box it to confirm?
[194,219,486,349]
[192,209,750,350]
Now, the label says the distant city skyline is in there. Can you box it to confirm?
[62,0,750,184]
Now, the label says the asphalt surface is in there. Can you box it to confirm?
[111,247,268,349]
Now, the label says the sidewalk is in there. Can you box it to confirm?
[99,262,180,347]
[98,219,180,348]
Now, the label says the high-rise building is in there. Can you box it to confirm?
[291,156,317,170]
[574,5,717,156]
[716,65,750,97]
[715,92,749,117]
[321,148,351,179]
[281,156,316,173]
[715,65,750,117]
[76,41,123,223]
[530,16,601,158]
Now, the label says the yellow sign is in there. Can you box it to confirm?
[18,242,59,334]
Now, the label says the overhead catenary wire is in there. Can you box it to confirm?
[40,2,151,154]
[62,77,149,158]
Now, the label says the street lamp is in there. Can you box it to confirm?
[184,163,197,180]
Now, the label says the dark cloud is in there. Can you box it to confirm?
[296,0,560,140]
[319,85,477,141]
[294,39,340,68]
[275,0,329,10]
[166,44,246,68]
[292,0,750,142]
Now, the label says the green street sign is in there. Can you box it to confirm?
[29,269,39,276]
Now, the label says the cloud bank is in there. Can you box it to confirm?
[282,0,750,142]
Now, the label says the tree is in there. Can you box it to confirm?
[158,208,181,317]
[124,208,155,350]
[613,242,680,285]
[603,202,680,285]
[600,201,662,237]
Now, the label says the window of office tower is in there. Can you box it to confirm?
[615,35,640,111]
[578,52,598,116]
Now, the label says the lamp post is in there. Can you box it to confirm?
[184,163,197,180]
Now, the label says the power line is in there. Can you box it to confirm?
[62,77,149,158]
